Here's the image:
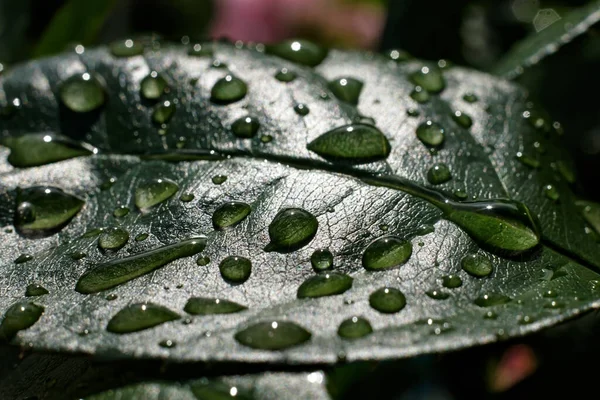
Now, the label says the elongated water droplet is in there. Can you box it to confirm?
[135,233,149,242]
[362,236,412,271]
[76,237,206,293]
[219,256,252,283]
[410,86,430,103]
[159,339,176,348]
[184,297,246,315]
[191,381,253,400]
[1,133,94,168]
[14,254,32,264]
[311,248,333,271]
[576,200,600,234]
[416,121,445,147]
[461,254,493,277]
[544,300,564,309]
[307,124,391,164]
[211,75,247,104]
[409,66,445,93]
[556,160,576,183]
[196,256,210,266]
[135,178,178,209]
[275,68,296,82]
[0,302,44,340]
[337,316,373,339]
[179,193,194,202]
[212,175,227,185]
[232,116,260,138]
[474,293,511,307]
[463,93,478,103]
[107,303,179,333]
[452,111,472,128]
[110,39,144,57]
[426,289,449,300]
[369,287,406,313]
[113,206,129,217]
[297,272,353,298]
[542,289,558,298]
[442,275,462,288]
[212,202,251,230]
[234,320,311,350]
[516,152,540,168]
[152,100,175,124]
[427,163,452,185]
[544,184,560,201]
[14,187,84,237]
[140,71,167,100]
[25,284,48,297]
[388,49,411,62]
[98,227,129,250]
[265,208,318,252]
[188,43,212,57]
[266,39,328,66]
[70,251,86,260]
[60,73,105,113]
[328,77,363,105]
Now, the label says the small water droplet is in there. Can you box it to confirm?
[106,294,118,301]
[135,178,178,209]
[135,233,149,242]
[266,39,328,66]
[179,193,194,202]
[337,316,373,339]
[542,289,558,298]
[234,320,311,350]
[362,236,412,271]
[196,256,210,266]
[219,256,252,283]
[427,163,452,185]
[188,43,213,57]
[107,303,180,333]
[442,275,463,288]
[388,49,411,62]
[454,190,468,200]
[211,59,227,69]
[2,133,94,168]
[152,100,175,125]
[483,310,498,319]
[232,116,260,138]
[369,287,406,313]
[212,175,227,185]
[416,121,445,147]
[463,93,478,103]
[275,68,297,82]
[14,254,33,264]
[516,152,540,168]
[461,254,493,277]
[544,300,564,309]
[311,248,333,271]
[426,289,450,300]
[410,86,430,103]
[407,108,420,117]
[211,75,247,104]
[328,77,363,105]
[265,208,318,252]
[60,73,105,113]
[100,177,117,191]
[212,202,251,230]
[184,297,246,315]
[98,227,129,250]
[297,272,353,298]
[474,293,511,307]
[25,284,48,297]
[110,39,144,57]
[294,103,310,116]
[140,71,167,100]
[159,339,176,348]
[452,111,473,128]
[543,184,560,201]
[260,134,273,143]
[517,315,535,325]
[113,206,130,218]
[409,66,445,93]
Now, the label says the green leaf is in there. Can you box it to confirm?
[0,40,599,366]
[493,0,600,79]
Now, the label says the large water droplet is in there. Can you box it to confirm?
[0,301,44,340]
[1,133,94,168]
[219,256,252,283]
[275,68,297,82]
[110,39,144,57]
[297,272,353,298]
[234,320,311,350]
[25,284,49,297]
[311,248,333,271]
[474,293,511,307]
[307,124,391,164]
[369,287,406,313]
[409,66,445,93]
[106,303,180,333]
[337,316,373,339]
[135,178,178,209]
[416,121,445,147]
[76,237,206,293]
[362,236,412,271]
[461,254,493,277]
[212,175,227,185]
[212,202,251,230]
[265,208,318,252]
[98,227,130,250]
[266,39,328,66]
[442,275,462,288]
[60,73,105,113]
[140,71,167,100]
[14,187,84,237]
[184,297,247,315]
[152,100,175,125]
[211,75,247,104]
[232,116,260,138]
[328,77,363,105]
[427,163,452,185]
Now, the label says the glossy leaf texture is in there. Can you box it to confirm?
[0,39,599,364]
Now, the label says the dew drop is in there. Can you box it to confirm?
[212,175,227,185]
[452,111,473,128]
[427,163,452,185]
[135,233,149,242]
[113,206,130,218]
[516,152,540,168]
[98,227,129,250]
[110,39,144,57]
[159,339,176,348]
[219,256,252,283]
[0,301,44,340]
[179,193,194,202]
[212,202,251,230]
[266,39,328,66]
[196,256,210,266]
[388,49,411,62]
[25,284,48,297]
[275,68,297,82]
[232,116,260,138]
[337,316,373,339]
[311,248,333,271]
[265,208,318,252]
[135,178,178,209]
[556,160,576,183]
[294,103,310,116]
[369,287,406,313]
[60,73,105,113]
[416,121,445,147]
[328,77,363,105]
[474,293,511,307]
[442,275,463,288]
[461,254,493,277]
[409,66,445,93]
[188,43,213,57]
[152,100,175,125]
[2,133,94,168]
[140,71,167,100]
[107,303,180,333]
[426,289,449,300]
[410,86,430,103]
[544,184,560,201]
[191,381,252,400]
[234,320,311,350]
[184,297,247,315]
[463,93,478,103]
[14,254,32,264]
[211,75,247,104]
[362,236,412,271]
[297,272,353,298]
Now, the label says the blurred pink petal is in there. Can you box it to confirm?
[489,344,538,392]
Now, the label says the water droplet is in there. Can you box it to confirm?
[266,39,328,66]
[152,100,175,125]
[297,272,353,298]
[452,111,472,129]
[556,160,576,183]
[409,66,445,93]
[0,301,44,340]
[407,108,420,117]
[388,49,411,62]
[98,227,129,250]
[184,297,247,315]
[110,39,144,57]
[76,237,206,293]
[60,73,105,113]
[544,184,560,201]
[260,134,273,143]
[191,381,252,400]
[140,71,167,100]
[369,287,406,313]
[483,310,498,319]
[516,152,540,168]
[362,236,412,271]
[113,206,130,218]
[544,300,564,309]
[188,43,213,57]
[474,293,511,307]
[219,256,252,283]
[275,68,297,82]
[212,175,227,185]
[211,75,247,104]
[337,316,373,339]
[234,320,311,350]
[410,86,430,103]
[463,93,478,103]
[135,178,178,209]
[311,248,333,271]
[427,163,452,185]
[14,254,32,264]
[307,124,391,164]
[542,289,558,298]
[461,254,493,277]
[14,187,84,237]
[106,303,180,333]
[25,284,48,297]
[517,315,535,325]
[100,177,117,191]
[212,202,251,230]
[416,121,445,147]
[294,103,310,116]
[265,208,318,252]
[1,133,94,168]
[328,77,363,105]
[232,116,260,138]
[159,339,176,348]
[442,275,463,288]
[196,256,210,266]
[179,193,194,202]
[426,289,449,300]
[106,293,118,301]
[135,233,149,242]
[454,190,468,200]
